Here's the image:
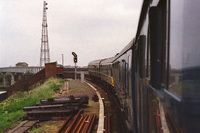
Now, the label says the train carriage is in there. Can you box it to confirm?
[88,59,102,79]
[100,57,115,87]
[111,39,134,131]
[88,0,200,132]
[134,0,200,132]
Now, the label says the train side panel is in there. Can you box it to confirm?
[112,48,134,131]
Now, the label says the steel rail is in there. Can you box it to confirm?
[82,115,92,133]
[71,115,84,133]
[64,111,81,133]
[76,115,88,133]
[56,115,72,133]
[105,114,111,133]
[87,114,96,133]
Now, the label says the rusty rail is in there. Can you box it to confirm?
[65,111,81,133]
[86,114,96,133]
[56,111,96,133]
[56,115,72,133]
[104,114,111,133]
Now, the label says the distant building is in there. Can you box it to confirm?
[16,62,28,67]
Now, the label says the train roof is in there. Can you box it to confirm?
[100,57,115,65]
[112,38,134,62]
[88,59,101,66]
[88,57,115,66]
[88,38,135,66]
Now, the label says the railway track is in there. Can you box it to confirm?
[104,114,111,133]
[87,79,128,133]
[56,111,96,133]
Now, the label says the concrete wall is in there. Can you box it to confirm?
[63,68,89,79]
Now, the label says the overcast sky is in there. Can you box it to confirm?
[0,0,142,67]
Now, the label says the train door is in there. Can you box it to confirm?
[148,0,169,132]
[138,35,147,133]
[133,34,147,133]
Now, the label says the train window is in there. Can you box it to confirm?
[149,2,165,89]
[168,1,183,97]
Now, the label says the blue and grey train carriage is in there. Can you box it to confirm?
[89,0,200,132]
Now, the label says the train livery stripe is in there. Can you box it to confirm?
[88,70,114,87]
[111,77,114,87]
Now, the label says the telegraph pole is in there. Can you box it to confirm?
[72,52,78,80]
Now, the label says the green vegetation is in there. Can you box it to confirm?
[30,127,41,133]
[29,124,60,133]
[70,88,82,92]
[0,78,64,133]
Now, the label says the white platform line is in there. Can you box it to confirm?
[85,81,104,133]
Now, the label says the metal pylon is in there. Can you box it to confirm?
[40,1,50,66]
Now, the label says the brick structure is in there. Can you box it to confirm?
[45,62,57,78]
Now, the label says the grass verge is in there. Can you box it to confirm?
[0,78,64,133]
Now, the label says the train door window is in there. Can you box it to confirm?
[135,41,139,73]
[125,61,127,92]
[119,62,121,84]
[168,1,183,98]
[122,60,126,89]
[127,55,131,96]
[122,59,128,97]
[146,26,150,78]
[139,35,146,78]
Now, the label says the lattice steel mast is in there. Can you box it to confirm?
[40,1,50,66]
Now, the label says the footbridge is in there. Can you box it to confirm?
[0,66,44,74]
[0,66,44,86]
